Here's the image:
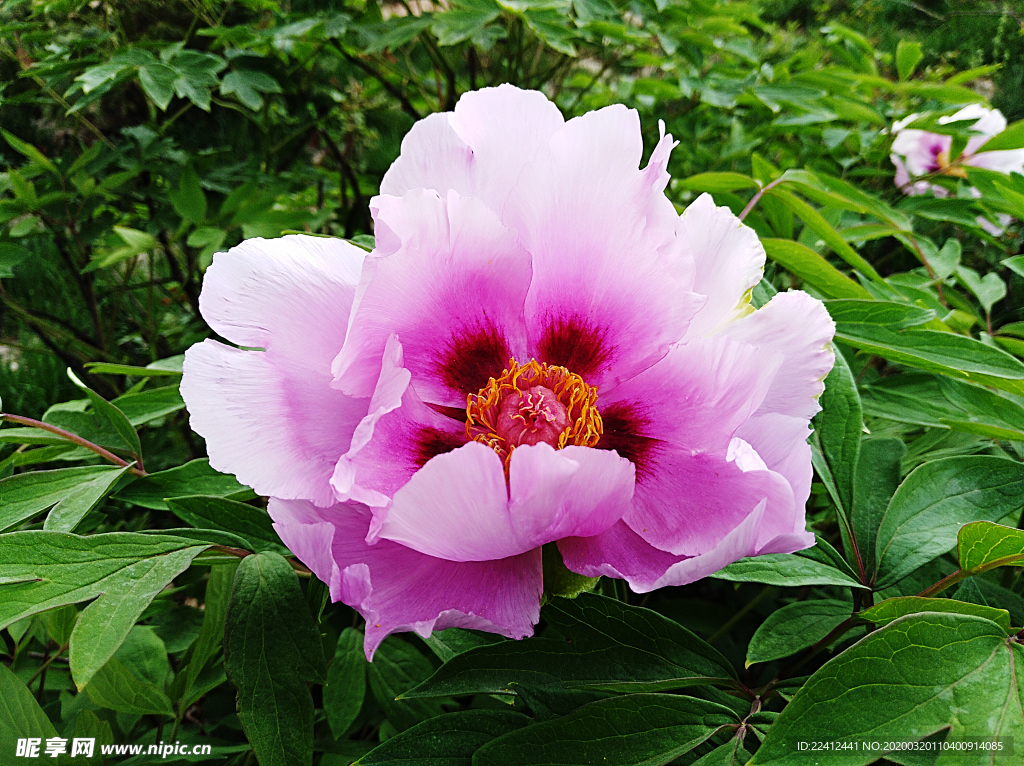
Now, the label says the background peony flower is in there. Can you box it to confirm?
[182,85,836,658]
[890,105,1023,235]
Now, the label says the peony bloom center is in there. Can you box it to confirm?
[466,358,603,463]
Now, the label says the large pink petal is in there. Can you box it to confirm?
[504,105,704,390]
[380,84,564,213]
[330,334,466,509]
[373,441,634,562]
[679,194,767,340]
[269,498,542,658]
[621,445,796,557]
[333,190,532,405]
[719,291,835,422]
[597,335,781,459]
[182,235,367,506]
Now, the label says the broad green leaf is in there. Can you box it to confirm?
[474,694,738,766]
[89,226,159,269]
[423,627,504,663]
[712,553,868,589]
[403,594,735,699]
[325,627,367,739]
[766,187,884,284]
[40,604,78,645]
[112,385,186,426]
[678,173,760,193]
[1,129,59,175]
[874,457,1024,588]
[357,709,531,766]
[830,303,1024,395]
[0,662,67,765]
[0,531,209,688]
[220,69,282,110]
[224,552,327,766]
[138,62,177,109]
[178,562,237,707]
[746,599,851,666]
[71,376,143,459]
[169,166,207,223]
[825,299,935,330]
[0,242,32,277]
[691,742,753,766]
[750,613,1022,765]
[859,596,1010,632]
[851,438,906,580]
[957,521,1024,575]
[895,40,923,81]
[115,459,255,510]
[166,495,287,554]
[84,362,182,378]
[369,637,447,732]
[431,5,501,46]
[761,239,871,299]
[0,465,131,533]
[84,627,174,715]
[976,118,1024,153]
[523,9,577,56]
[956,265,1006,315]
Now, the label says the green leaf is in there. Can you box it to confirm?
[852,438,906,581]
[89,226,159,270]
[178,562,237,708]
[40,604,78,645]
[220,69,282,110]
[473,694,739,766]
[859,596,1010,632]
[84,629,175,716]
[0,662,65,765]
[403,593,735,699]
[1,129,60,175]
[0,531,209,688]
[749,613,1021,765]
[357,709,531,766]
[829,302,1024,395]
[431,4,502,46]
[224,552,327,766]
[765,187,885,284]
[895,40,923,81]
[369,637,447,732]
[746,599,851,666]
[0,242,32,277]
[761,239,871,299]
[523,9,577,56]
[812,352,861,521]
[325,627,367,739]
[71,376,143,459]
[0,465,131,533]
[115,458,255,510]
[874,456,1024,588]
[976,118,1024,153]
[113,385,186,426]
[138,62,177,110]
[166,495,287,554]
[956,265,1006,315]
[712,553,868,589]
[169,166,207,224]
[957,521,1024,575]
[422,627,503,663]
[678,173,760,193]
[84,361,183,377]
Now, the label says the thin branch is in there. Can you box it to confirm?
[739,177,786,222]
[0,413,146,476]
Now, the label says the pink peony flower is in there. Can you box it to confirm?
[181,85,835,657]
[890,105,1023,234]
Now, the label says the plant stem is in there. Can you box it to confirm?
[0,413,146,476]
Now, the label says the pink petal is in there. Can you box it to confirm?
[333,190,532,405]
[504,105,704,389]
[380,84,564,213]
[269,498,542,659]
[719,291,835,422]
[597,335,781,459]
[621,446,796,557]
[372,441,634,563]
[507,444,634,542]
[181,235,367,505]
[679,194,767,340]
[331,335,466,509]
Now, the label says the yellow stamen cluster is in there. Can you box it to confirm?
[466,358,603,466]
